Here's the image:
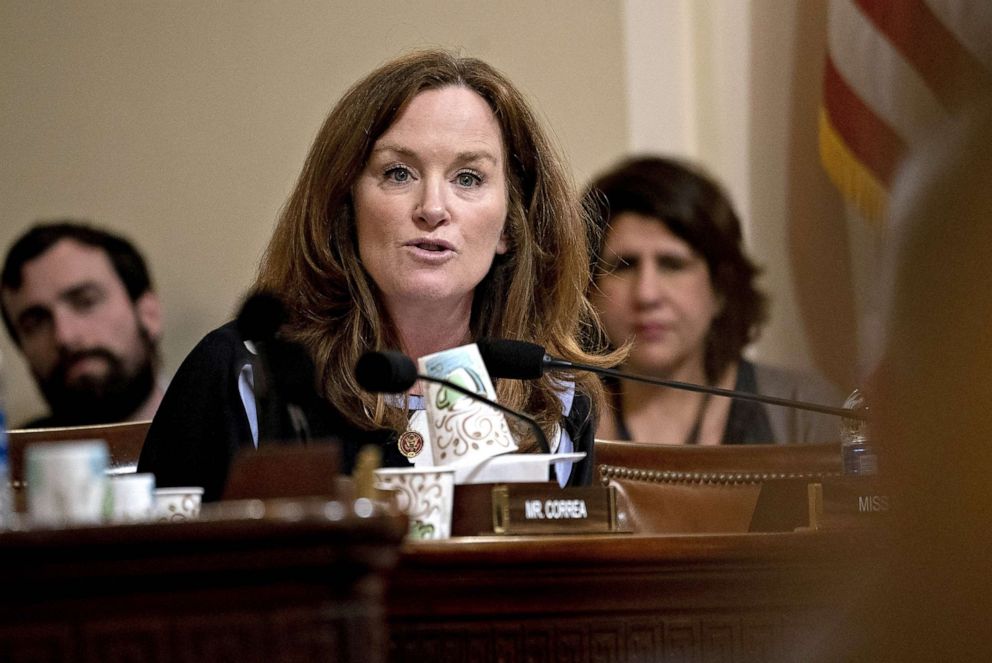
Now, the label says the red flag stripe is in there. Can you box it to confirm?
[856,0,992,109]
[828,0,944,145]
[823,56,906,186]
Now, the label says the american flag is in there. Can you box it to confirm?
[819,0,992,224]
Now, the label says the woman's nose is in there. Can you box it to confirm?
[633,263,663,306]
[415,180,450,227]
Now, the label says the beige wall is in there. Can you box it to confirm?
[0,1,628,423]
[0,1,853,424]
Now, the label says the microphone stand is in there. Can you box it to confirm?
[251,340,287,445]
[237,290,316,445]
[544,358,869,421]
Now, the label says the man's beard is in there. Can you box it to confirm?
[37,330,158,426]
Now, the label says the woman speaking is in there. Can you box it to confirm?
[139,50,619,499]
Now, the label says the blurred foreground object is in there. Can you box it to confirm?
[848,99,992,660]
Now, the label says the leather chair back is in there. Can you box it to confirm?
[8,420,151,486]
[595,440,842,533]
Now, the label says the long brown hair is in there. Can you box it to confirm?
[255,49,618,447]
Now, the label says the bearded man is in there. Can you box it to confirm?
[1,221,164,427]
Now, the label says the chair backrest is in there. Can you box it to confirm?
[7,420,151,485]
[595,440,842,534]
[222,445,343,502]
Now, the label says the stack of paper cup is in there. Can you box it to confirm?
[377,344,521,539]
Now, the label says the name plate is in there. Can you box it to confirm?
[749,475,891,532]
[808,476,890,529]
[491,484,619,534]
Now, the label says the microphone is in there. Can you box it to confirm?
[236,291,315,443]
[354,350,551,454]
[236,290,285,345]
[476,338,869,422]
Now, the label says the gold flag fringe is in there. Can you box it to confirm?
[818,108,888,226]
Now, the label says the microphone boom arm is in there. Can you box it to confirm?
[544,359,869,422]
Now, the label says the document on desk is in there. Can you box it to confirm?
[450,452,585,485]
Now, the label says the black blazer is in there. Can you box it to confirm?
[138,322,596,500]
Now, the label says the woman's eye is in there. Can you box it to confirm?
[455,171,482,187]
[607,256,636,273]
[384,166,412,183]
[657,255,690,271]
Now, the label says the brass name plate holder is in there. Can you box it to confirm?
[490,484,621,535]
[805,475,890,530]
[750,475,890,532]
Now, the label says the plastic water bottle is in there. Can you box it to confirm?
[0,349,12,528]
[841,389,876,475]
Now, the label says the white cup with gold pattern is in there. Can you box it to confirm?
[374,466,455,540]
[153,487,204,522]
[418,343,517,467]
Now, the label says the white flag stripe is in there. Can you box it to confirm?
[828,0,945,144]
[924,0,992,69]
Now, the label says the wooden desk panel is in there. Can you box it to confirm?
[0,513,879,662]
[387,531,877,662]
[0,513,405,663]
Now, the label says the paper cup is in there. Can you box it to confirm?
[26,440,109,527]
[153,487,204,522]
[374,467,455,540]
[108,473,156,523]
[418,343,517,466]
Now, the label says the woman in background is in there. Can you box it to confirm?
[139,50,618,499]
[585,156,841,445]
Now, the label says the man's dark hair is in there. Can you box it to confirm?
[1,220,154,343]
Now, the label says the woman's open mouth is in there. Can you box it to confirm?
[405,238,456,259]
[416,241,448,252]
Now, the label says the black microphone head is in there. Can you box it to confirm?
[268,340,318,402]
[476,338,546,380]
[355,351,418,393]
[236,290,286,342]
